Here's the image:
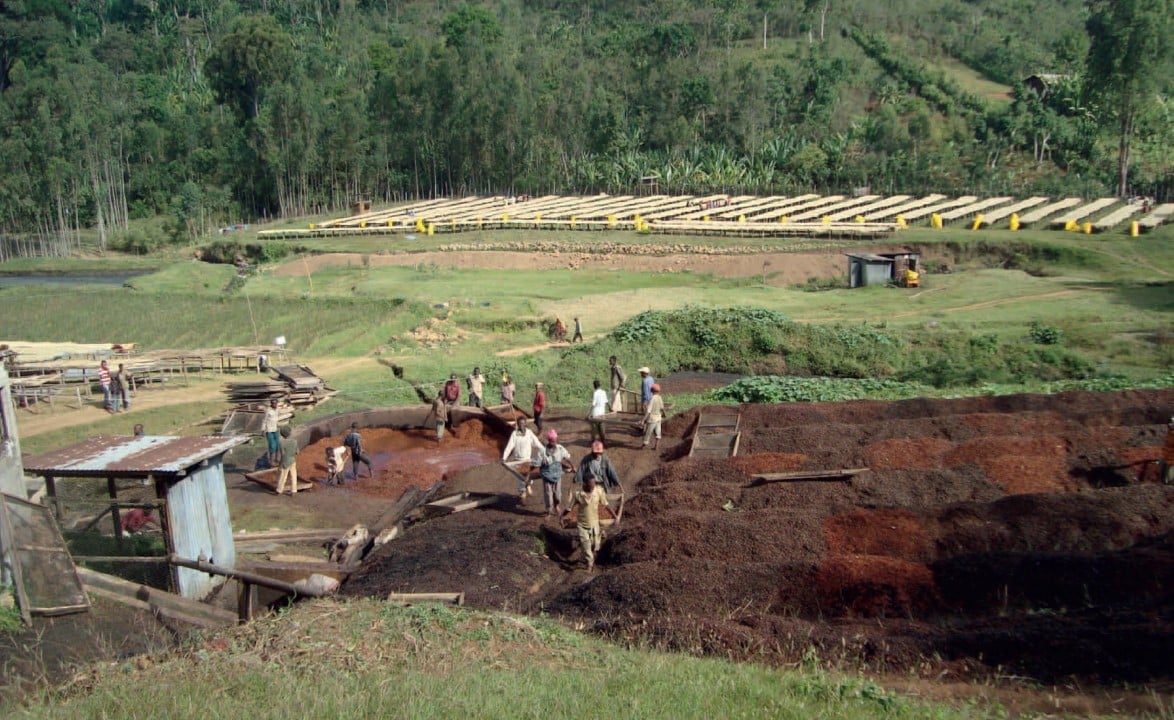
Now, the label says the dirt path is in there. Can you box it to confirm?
[13,356,391,441]
[273,249,846,281]
[13,381,223,439]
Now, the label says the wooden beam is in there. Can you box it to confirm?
[387,592,465,605]
[76,566,237,628]
[750,468,868,483]
[167,554,332,597]
[74,555,171,563]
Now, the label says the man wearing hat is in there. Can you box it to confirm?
[637,367,656,414]
[642,383,665,450]
[573,440,623,497]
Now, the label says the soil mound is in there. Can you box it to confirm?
[343,389,1174,686]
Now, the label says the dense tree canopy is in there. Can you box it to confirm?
[0,0,1170,257]
[1083,0,1172,196]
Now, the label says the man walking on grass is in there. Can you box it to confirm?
[117,362,133,410]
[97,360,113,412]
[467,367,486,408]
[608,356,627,412]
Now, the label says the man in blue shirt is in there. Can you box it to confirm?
[638,367,655,414]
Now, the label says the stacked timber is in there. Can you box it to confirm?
[224,365,334,409]
[220,365,335,434]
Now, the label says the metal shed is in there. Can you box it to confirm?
[846,251,921,288]
[22,434,248,599]
[846,253,894,287]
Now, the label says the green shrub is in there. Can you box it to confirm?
[711,376,925,403]
[200,240,304,265]
[1029,321,1063,345]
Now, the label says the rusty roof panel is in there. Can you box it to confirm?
[23,435,250,477]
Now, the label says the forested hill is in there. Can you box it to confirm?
[0,1,1170,257]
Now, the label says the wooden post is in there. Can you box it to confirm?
[238,581,254,623]
[45,476,63,520]
[107,476,124,546]
[156,477,178,593]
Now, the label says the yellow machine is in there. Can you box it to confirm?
[903,267,920,288]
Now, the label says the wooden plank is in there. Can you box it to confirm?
[83,583,233,630]
[697,415,740,431]
[750,468,868,483]
[371,483,444,535]
[243,467,315,493]
[607,493,625,526]
[168,554,333,597]
[234,528,348,542]
[596,412,643,428]
[387,592,465,605]
[76,566,238,627]
[422,492,501,516]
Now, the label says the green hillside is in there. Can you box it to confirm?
[0,0,1170,258]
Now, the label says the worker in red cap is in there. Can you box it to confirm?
[641,383,665,450]
[573,440,623,499]
[530,428,572,517]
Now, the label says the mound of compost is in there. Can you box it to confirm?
[344,389,1174,685]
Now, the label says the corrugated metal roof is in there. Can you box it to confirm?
[23,435,250,478]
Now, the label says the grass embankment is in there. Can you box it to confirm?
[3,227,1171,414]
[0,256,164,275]
[8,599,1006,720]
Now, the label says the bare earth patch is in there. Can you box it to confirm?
[273,249,848,282]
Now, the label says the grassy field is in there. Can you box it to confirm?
[923,56,1014,104]
[7,599,1015,720]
